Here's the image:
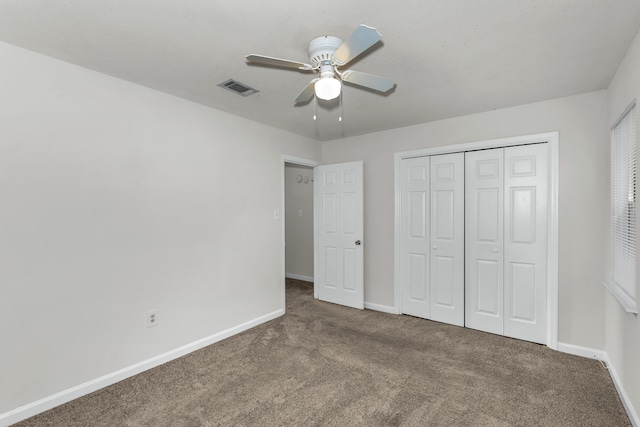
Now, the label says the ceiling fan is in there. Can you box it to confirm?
[245,25,395,103]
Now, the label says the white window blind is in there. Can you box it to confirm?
[608,102,638,315]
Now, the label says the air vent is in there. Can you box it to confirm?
[217,79,258,96]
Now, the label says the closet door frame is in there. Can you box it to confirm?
[393,132,559,350]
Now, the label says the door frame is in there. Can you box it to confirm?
[393,132,559,350]
[281,155,321,313]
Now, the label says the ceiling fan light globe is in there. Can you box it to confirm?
[315,78,341,101]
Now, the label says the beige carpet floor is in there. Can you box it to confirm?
[15,279,630,426]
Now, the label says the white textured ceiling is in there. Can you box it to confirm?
[1,1,640,141]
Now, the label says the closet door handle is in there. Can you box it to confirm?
[432,246,438,251]
[492,248,499,253]
[355,240,361,246]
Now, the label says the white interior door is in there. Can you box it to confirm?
[465,148,505,335]
[504,144,548,344]
[314,161,364,309]
[430,153,465,326]
[400,157,430,318]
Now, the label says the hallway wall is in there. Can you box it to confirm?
[285,164,314,281]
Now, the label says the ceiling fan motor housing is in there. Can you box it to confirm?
[309,36,343,69]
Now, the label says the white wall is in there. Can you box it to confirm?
[284,164,314,280]
[323,90,609,349]
[606,30,640,420]
[0,42,321,415]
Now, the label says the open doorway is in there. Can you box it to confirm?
[284,162,314,283]
[281,156,320,312]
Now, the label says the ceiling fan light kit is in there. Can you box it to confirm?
[315,77,341,101]
[246,25,394,108]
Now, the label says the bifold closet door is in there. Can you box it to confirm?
[465,144,548,344]
[465,148,505,335]
[429,153,465,326]
[503,144,548,344]
[400,153,464,326]
[400,157,430,319]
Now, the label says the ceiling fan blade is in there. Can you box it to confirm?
[331,25,382,67]
[246,54,313,71]
[341,70,395,93]
[295,79,319,103]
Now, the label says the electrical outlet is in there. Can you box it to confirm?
[147,310,159,328]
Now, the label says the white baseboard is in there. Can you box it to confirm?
[557,342,638,426]
[604,355,640,427]
[557,342,607,360]
[285,273,314,283]
[364,301,396,314]
[0,309,284,427]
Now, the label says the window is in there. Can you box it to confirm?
[607,101,638,315]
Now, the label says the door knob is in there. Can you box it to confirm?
[432,246,438,250]
[355,240,361,246]
[492,248,499,253]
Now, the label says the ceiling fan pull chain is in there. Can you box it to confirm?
[313,97,318,121]
[339,91,343,122]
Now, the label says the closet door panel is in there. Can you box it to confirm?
[434,255,455,306]
[430,153,465,326]
[409,253,428,301]
[465,149,504,335]
[401,157,430,318]
[476,259,500,314]
[504,144,548,344]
